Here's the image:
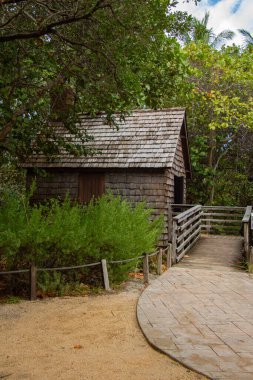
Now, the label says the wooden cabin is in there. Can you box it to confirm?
[23,108,192,246]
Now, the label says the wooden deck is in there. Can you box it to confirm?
[176,235,244,271]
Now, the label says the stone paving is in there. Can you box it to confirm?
[137,236,253,380]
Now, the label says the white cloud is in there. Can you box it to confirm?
[175,0,253,45]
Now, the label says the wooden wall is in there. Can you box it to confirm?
[27,147,187,247]
[27,170,79,202]
[164,136,187,242]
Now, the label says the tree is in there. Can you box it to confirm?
[184,11,234,47]
[0,0,192,162]
[239,29,253,47]
[181,43,253,205]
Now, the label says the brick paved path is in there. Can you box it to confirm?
[137,236,253,380]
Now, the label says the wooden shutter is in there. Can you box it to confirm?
[78,173,105,204]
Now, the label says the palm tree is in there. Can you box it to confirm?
[238,29,253,46]
[184,12,234,48]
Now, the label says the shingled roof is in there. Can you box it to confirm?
[23,108,190,172]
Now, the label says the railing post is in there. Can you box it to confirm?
[242,206,252,260]
[249,214,253,249]
[168,204,172,242]
[167,243,172,269]
[157,248,163,275]
[101,259,110,291]
[172,219,177,264]
[244,223,250,259]
[30,264,37,301]
[249,247,253,274]
[143,254,149,284]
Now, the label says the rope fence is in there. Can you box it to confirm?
[0,245,172,300]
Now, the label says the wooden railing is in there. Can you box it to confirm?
[242,206,252,260]
[171,204,245,236]
[172,205,202,264]
[170,203,252,265]
[171,204,196,216]
[201,206,245,235]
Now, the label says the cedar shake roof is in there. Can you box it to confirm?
[22,108,191,175]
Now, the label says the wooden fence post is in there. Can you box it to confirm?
[101,259,110,291]
[244,223,249,260]
[249,247,253,274]
[167,243,172,269]
[172,219,177,264]
[143,254,149,284]
[168,204,172,242]
[30,264,37,301]
[157,248,163,275]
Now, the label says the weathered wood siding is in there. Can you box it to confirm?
[27,140,186,246]
[164,136,187,242]
[27,168,169,245]
[165,136,186,203]
[27,169,166,206]
[105,169,167,245]
[27,170,79,202]
[105,170,165,215]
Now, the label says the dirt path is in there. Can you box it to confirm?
[0,283,205,380]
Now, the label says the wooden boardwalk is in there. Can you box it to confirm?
[177,235,243,271]
[137,235,253,380]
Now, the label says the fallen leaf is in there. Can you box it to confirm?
[74,344,83,349]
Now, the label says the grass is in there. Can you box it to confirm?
[0,295,21,304]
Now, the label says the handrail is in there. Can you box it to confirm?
[173,205,201,223]
[201,206,244,235]
[172,205,202,263]
[242,206,252,223]
[202,206,245,210]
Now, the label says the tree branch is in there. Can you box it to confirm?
[55,31,117,73]
[0,0,27,5]
[0,0,110,42]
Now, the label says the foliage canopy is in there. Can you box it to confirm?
[0,0,191,160]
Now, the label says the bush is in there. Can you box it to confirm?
[0,191,163,292]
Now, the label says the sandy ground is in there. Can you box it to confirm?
[0,282,206,380]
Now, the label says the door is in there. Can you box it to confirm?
[78,173,105,204]
[174,175,184,205]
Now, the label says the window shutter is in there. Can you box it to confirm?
[78,173,105,203]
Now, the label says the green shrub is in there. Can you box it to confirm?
[0,191,163,291]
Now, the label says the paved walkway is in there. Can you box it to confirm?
[137,236,253,380]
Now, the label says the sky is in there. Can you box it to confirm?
[175,0,253,45]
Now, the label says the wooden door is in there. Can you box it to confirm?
[78,173,105,204]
